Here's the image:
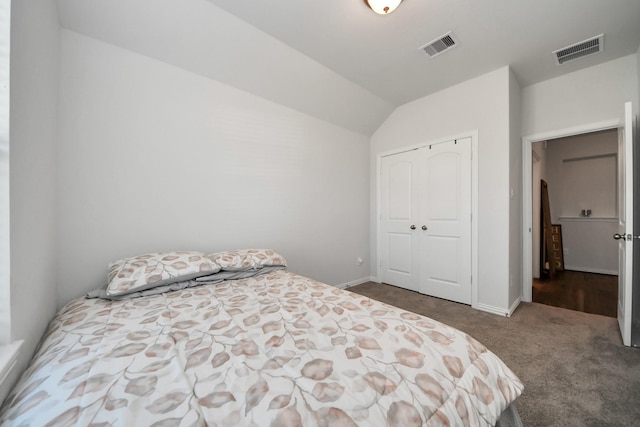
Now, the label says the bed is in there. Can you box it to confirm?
[0,249,523,426]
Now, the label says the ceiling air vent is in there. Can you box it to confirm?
[553,34,604,65]
[420,31,458,58]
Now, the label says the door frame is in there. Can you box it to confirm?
[376,131,479,308]
[521,119,620,302]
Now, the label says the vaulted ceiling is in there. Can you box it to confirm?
[208,0,640,104]
[57,0,640,135]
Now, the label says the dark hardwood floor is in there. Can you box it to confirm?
[532,270,618,318]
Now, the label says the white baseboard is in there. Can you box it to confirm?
[346,280,522,318]
[336,276,375,289]
[563,266,618,276]
[474,302,513,317]
[507,297,521,317]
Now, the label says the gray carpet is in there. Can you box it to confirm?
[348,282,640,427]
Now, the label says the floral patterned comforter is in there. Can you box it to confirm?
[0,271,523,426]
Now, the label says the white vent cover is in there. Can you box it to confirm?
[420,31,458,58]
[553,34,604,65]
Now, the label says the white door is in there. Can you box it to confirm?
[419,138,472,304]
[616,102,634,346]
[379,139,472,304]
[380,149,420,292]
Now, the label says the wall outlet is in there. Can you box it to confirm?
[357,257,364,265]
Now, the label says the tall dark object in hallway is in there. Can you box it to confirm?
[540,180,559,278]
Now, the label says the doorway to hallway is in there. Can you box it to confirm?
[529,129,619,317]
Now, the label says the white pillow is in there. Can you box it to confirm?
[107,251,221,296]
[207,249,287,271]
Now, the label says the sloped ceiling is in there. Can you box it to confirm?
[57,0,640,136]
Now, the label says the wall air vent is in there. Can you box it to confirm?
[420,31,459,58]
[553,34,603,65]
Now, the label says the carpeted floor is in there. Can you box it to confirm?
[348,282,640,427]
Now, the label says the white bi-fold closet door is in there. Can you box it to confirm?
[379,138,472,304]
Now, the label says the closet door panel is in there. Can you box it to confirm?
[379,150,420,292]
[419,139,472,304]
[425,236,460,284]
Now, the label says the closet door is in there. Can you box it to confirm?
[379,150,420,292]
[419,138,472,304]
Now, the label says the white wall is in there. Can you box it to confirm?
[546,131,618,220]
[544,131,619,275]
[0,0,9,346]
[57,31,371,307]
[508,69,522,306]
[371,67,514,313]
[5,0,59,399]
[522,54,639,136]
[56,0,394,137]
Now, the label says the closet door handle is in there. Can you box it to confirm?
[422,225,428,230]
[410,225,416,230]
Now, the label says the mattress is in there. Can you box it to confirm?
[0,251,523,426]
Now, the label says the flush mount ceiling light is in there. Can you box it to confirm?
[365,0,403,14]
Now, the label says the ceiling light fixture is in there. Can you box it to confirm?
[365,0,403,15]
